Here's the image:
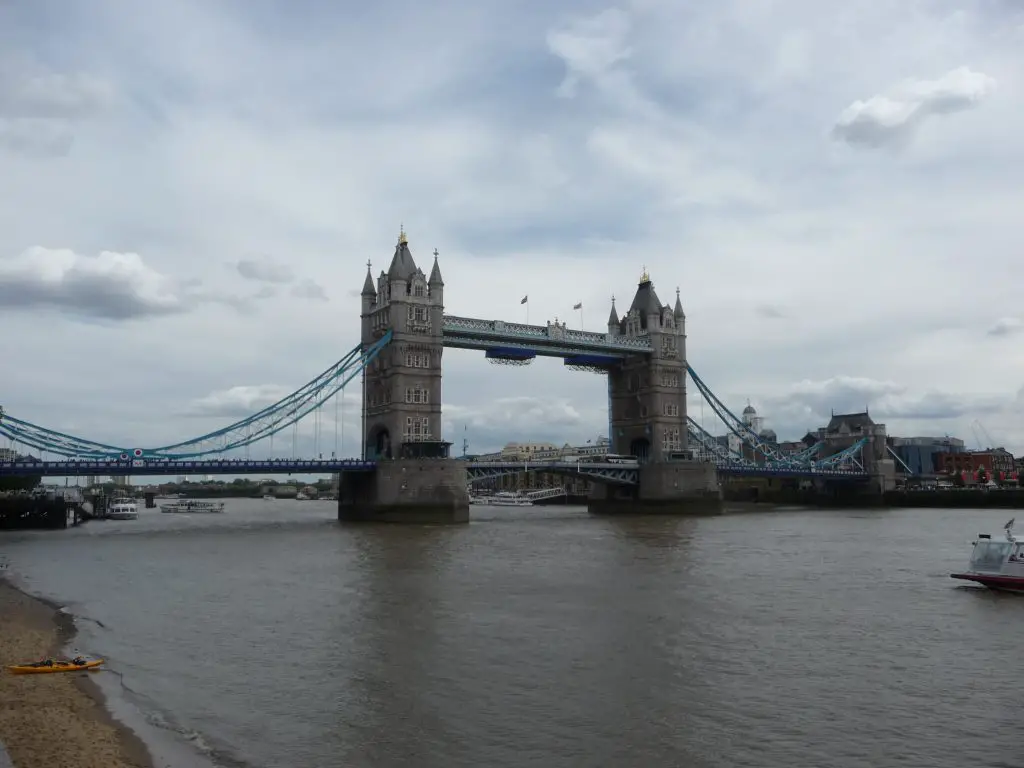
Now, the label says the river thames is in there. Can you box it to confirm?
[1,501,1019,767]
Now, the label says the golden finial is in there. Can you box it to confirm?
[398,224,407,245]
[640,265,650,283]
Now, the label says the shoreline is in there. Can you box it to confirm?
[0,574,154,768]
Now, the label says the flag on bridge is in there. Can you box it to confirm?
[573,302,582,310]
[520,295,528,305]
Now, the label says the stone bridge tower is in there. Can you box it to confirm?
[359,229,449,460]
[605,270,688,462]
[341,230,468,524]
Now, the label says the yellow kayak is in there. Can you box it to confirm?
[6,659,104,675]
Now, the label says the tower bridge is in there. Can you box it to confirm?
[0,230,895,523]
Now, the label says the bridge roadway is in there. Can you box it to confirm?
[0,458,377,478]
[441,315,651,358]
[0,458,869,481]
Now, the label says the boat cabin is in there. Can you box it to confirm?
[969,533,1024,572]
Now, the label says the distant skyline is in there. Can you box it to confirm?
[1,0,1023,460]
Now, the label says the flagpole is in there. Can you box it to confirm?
[526,298,529,325]
[579,305,584,330]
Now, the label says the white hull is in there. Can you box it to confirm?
[472,493,534,507]
[160,501,225,514]
[107,498,138,520]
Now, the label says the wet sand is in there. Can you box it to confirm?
[0,578,153,768]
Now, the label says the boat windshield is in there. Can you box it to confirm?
[971,540,1013,571]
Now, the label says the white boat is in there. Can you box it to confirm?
[263,494,274,500]
[951,518,1024,593]
[296,492,310,501]
[107,497,138,520]
[483,491,534,507]
[159,500,225,514]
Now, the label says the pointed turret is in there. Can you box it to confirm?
[673,287,685,321]
[428,248,443,286]
[387,226,418,281]
[361,261,376,297]
[606,296,619,335]
[626,267,663,332]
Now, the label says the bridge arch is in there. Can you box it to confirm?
[629,437,651,463]
[366,426,392,460]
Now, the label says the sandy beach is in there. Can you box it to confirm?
[0,577,153,768]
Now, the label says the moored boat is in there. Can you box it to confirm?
[107,497,138,520]
[951,518,1024,593]
[159,500,225,514]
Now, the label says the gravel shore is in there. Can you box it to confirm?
[0,577,153,768]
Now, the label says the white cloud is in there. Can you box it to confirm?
[1,0,1024,472]
[0,247,189,319]
[832,67,997,148]
[185,385,295,418]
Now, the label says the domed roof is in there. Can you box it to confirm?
[742,404,757,415]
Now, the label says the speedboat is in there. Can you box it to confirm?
[159,500,225,514]
[950,518,1024,593]
[107,497,138,520]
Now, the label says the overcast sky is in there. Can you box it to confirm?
[1,0,1022,471]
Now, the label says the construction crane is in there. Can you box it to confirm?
[970,419,997,450]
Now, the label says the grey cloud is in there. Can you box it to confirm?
[0,118,73,157]
[0,71,114,119]
[234,258,329,302]
[0,278,183,321]
[547,8,632,98]
[291,279,328,301]
[0,68,113,159]
[832,67,996,149]
[0,247,192,321]
[755,304,786,319]
[759,376,1014,443]
[235,257,295,284]
[987,317,1022,337]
